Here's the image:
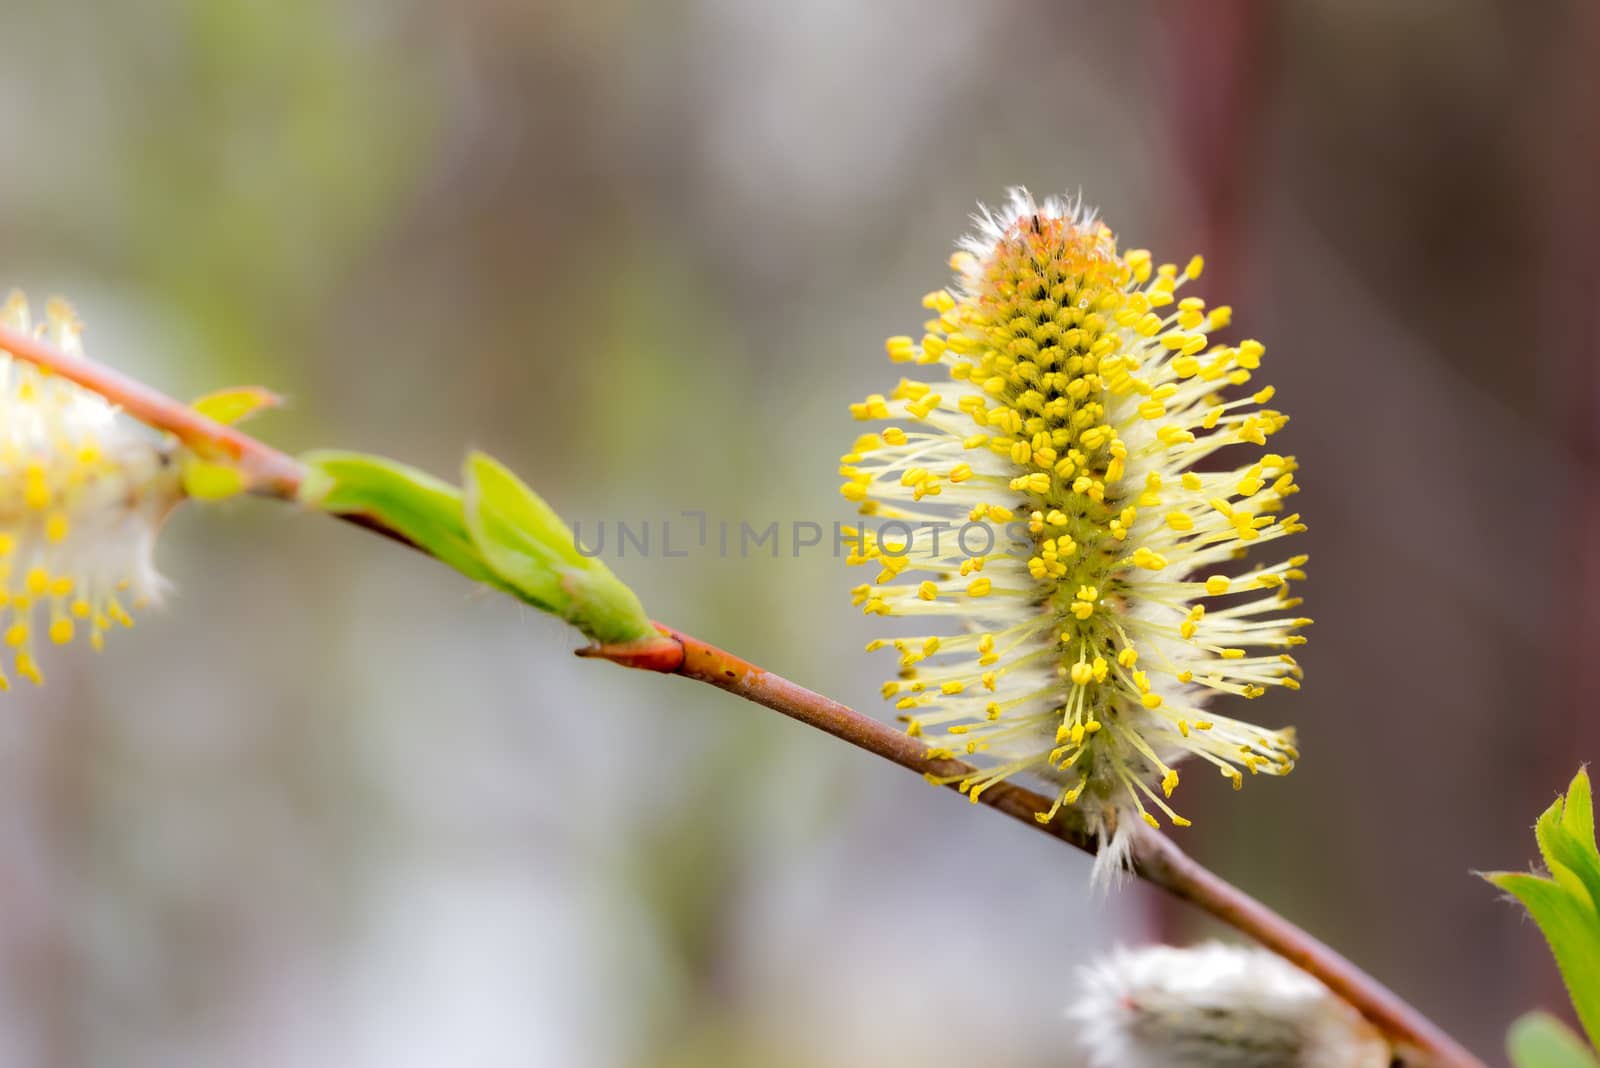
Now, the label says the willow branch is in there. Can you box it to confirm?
[586,626,1481,1068]
[0,322,1484,1068]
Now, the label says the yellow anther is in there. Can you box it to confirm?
[1131,547,1168,570]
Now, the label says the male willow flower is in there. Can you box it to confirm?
[1068,943,1388,1068]
[841,189,1307,867]
[0,292,181,689]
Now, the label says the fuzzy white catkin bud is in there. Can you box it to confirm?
[0,292,181,689]
[1068,943,1390,1068]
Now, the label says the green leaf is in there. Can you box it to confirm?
[1538,790,1589,903]
[298,450,501,588]
[181,457,248,501]
[461,451,655,645]
[1486,870,1600,1049]
[1566,769,1596,855]
[297,449,663,653]
[1547,821,1600,916]
[1484,767,1600,1048]
[1534,770,1600,913]
[192,385,282,425]
[1509,1012,1600,1068]
[1488,769,1600,1053]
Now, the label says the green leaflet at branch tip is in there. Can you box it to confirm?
[1509,1013,1600,1068]
[297,450,502,587]
[1486,768,1600,1055]
[461,451,656,646]
[295,449,657,648]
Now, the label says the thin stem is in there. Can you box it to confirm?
[0,322,1484,1068]
[0,324,304,497]
[579,625,1095,850]
[1130,827,1478,1068]
[605,626,1481,1068]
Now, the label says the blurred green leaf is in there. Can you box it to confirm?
[1486,768,1600,1052]
[1509,1013,1600,1068]
[180,457,248,501]
[192,386,282,426]
[462,451,656,646]
[298,450,501,588]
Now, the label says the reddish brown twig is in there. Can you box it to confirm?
[579,624,1093,846]
[585,626,1481,1068]
[0,324,305,498]
[0,322,1484,1068]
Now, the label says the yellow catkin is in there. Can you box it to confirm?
[839,190,1306,870]
[0,292,181,689]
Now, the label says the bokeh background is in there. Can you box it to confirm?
[0,1,1595,1065]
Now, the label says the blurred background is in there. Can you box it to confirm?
[0,1,1595,1064]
